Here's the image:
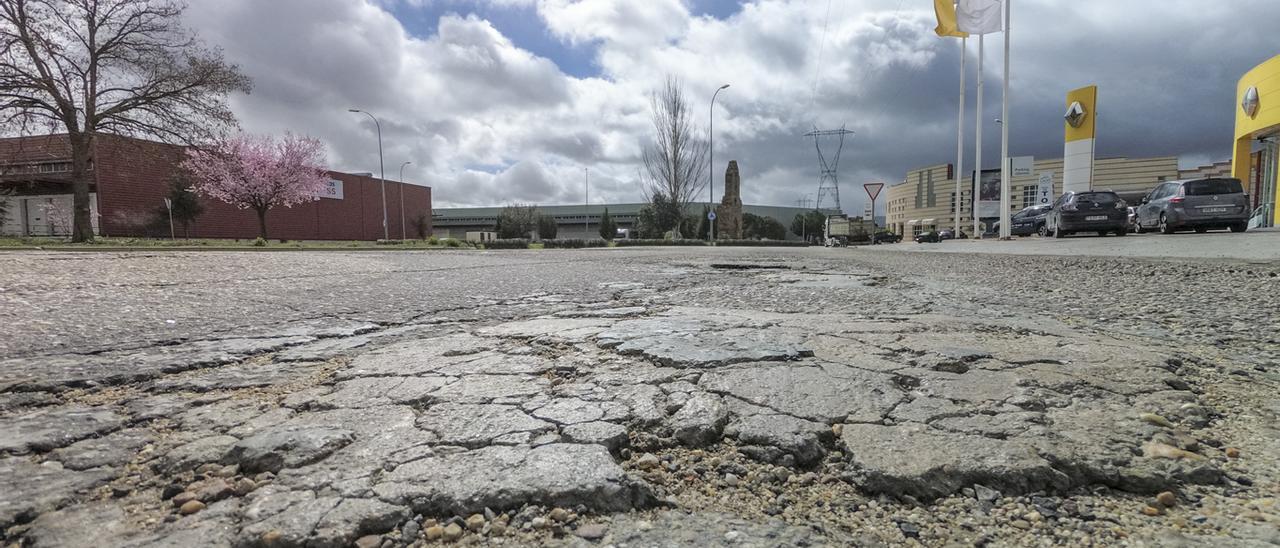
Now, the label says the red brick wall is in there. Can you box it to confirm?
[1,134,432,241]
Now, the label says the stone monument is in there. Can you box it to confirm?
[716,161,743,239]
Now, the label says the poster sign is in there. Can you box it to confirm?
[974,169,1001,218]
[316,179,344,200]
[1036,172,1055,205]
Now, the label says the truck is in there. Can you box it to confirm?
[824,214,873,246]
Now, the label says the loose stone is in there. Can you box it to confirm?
[1142,506,1162,516]
[1225,447,1241,458]
[549,507,570,522]
[636,453,660,469]
[178,500,205,515]
[466,513,485,531]
[575,523,607,540]
[1156,491,1177,507]
[424,525,444,540]
[355,535,381,548]
[1139,412,1174,428]
[442,523,463,541]
[172,492,197,507]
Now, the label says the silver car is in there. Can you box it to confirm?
[1135,178,1249,234]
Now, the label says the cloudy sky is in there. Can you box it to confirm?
[185,0,1276,213]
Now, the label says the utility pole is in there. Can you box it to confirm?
[709,84,730,241]
[584,168,589,238]
[349,109,388,240]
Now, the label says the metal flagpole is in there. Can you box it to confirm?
[999,0,1011,239]
[974,33,984,238]
[955,36,966,235]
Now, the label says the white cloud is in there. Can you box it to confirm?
[184,0,1275,213]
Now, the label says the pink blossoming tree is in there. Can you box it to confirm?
[183,133,329,240]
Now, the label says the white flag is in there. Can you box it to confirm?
[957,0,1003,34]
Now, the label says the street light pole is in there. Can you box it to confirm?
[399,161,412,239]
[709,83,730,241]
[349,109,388,240]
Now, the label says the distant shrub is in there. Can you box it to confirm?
[252,237,267,247]
[542,239,583,249]
[483,238,530,250]
[443,238,463,248]
[614,239,709,247]
[375,239,404,245]
[427,235,440,245]
[716,239,809,247]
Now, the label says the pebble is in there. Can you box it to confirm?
[178,500,206,515]
[442,523,463,541]
[575,523,608,540]
[531,517,549,530]
[1139,412,1174,428]
[261,531,283,544]
[463,514,483,531]
[549,507,570,522]
[402,520,420,540]
[1156,491,1177,508]
[490,521,507,536]
[1010,519,1031,530]
[424,525,443,540]
[172,491,198,507]
[233,478,257,496]
[161,484,184,500]
[1225,447,1241,458]
[1142,506,1162,516]
[898,522,921,538]
[636,453,660,469]
[724,473,740,487]
[973,484,1001,502]
[354,535,381,548]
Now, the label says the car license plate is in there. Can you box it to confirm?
[1086,215,1107,221]
[1203,207,1228,214]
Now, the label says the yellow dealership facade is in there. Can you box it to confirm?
[1232,54,1280,228]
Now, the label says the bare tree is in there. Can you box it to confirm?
[0,0,251,242]
[641,76,707,239]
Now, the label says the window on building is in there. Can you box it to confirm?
[1022,186,1038,208]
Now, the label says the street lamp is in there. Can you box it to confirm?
[399,161,413,239]
[709,83,730,241]
[349,109,388,240]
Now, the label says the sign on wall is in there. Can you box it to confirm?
[316,179,344,200]
[1011,156,1034,177]
[1036,172,1055,205]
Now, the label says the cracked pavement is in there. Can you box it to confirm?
[0,248,1277,546]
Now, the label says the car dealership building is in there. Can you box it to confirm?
[0,134,431,240]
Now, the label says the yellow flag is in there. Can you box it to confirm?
[933,0,968,38]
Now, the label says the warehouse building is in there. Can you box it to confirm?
[433,203,814,241]
[0,134,431,240]
[885,156,1230,237]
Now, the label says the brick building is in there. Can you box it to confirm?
[0,134,431,240]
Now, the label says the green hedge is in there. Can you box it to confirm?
[716,239,810,247]
[542,239,610,249]
[482,238,531,250]
[615,239,710,247]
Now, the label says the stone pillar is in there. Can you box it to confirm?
[716,161,744,239]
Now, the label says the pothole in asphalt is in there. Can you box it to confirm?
[709,263,792,271]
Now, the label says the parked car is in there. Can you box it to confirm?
[915,231,942,243]
[1126,206,1138,232]
[1045,191,1129,238]
[1134,178,1250,234]
[998,205,1052,236]
[872,231,901,244]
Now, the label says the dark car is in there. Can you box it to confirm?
[915,231,941,243]
[1045,191,1129,238]
[999,205,1052,236]
[872,231,901,244]
[1134,178,1250,234]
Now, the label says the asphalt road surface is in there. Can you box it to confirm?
[0,246,1276,546]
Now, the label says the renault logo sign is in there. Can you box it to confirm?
[1064,101,1087,128]
[1242,86,1260,118]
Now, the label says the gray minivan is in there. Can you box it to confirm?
[1135,178,1250,234]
